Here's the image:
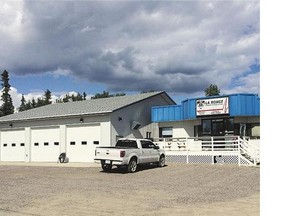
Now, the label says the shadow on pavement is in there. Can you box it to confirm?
[100,164,168,174]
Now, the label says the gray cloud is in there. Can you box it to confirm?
[0,0,260,94]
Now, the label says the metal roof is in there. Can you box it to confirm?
[0,91,173,123]
[152,93,260,122]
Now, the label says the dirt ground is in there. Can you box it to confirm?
[0,163,260,216]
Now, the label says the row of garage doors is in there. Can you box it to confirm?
[0,124,101,163]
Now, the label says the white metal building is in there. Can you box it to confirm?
[0,91,175,163]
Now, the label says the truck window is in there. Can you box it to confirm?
[115,140,138,148]
[141,141,155,149]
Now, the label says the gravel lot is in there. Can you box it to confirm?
[0,163,260,216]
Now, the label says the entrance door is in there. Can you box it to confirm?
[211,119,224,136]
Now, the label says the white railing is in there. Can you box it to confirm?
[154,136,239,152]
[238,136,260,165]
[153,136,260,166]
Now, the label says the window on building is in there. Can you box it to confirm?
[201,118,234,136]
[70,141,76,145]
[3,143,7,147]
[12,143,16,147]
[34,143,39,146]
[44,142,49,146]
[224,118,234,134]
[159,127,173,138]
[146,132,152,139]
[54,142,59,146]
[20,143,25,147]
[81,141,87,145]
[93,141,99,145]
[202,120,212,135]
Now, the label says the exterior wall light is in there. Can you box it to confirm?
[9,123,13,128]
[80,117,84,123]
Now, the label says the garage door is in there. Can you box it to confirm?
[0,130,26,162]
[66,124,100,162]
[31,127,60,162]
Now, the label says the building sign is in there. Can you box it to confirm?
[196,97,229,116]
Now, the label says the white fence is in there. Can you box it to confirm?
[153,136,260,166]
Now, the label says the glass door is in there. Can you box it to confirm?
[211,119,224,136]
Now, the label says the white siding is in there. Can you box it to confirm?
[158,120,200,138]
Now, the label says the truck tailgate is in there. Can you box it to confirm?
[95,148,123,161]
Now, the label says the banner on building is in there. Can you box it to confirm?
[196,97,229,116]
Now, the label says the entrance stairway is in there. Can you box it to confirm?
[238,137,260,166]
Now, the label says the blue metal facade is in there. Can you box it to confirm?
[152,93,260,122]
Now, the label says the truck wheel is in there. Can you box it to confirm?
[101,161,112,172]
[158,155,165,167]
[127,158,137,173]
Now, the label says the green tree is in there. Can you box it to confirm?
[18,94,27,112]
[204,84,221,96]
[25,100,32,110]
[114,92,126,97]
[91,91,126,99]
[56,92,84,103]
[0,70,14,116]
[91,91,111,99]
[141,90,155,94]
[31,98,37,108]
[30,89,52,108]
[43,89,52,105]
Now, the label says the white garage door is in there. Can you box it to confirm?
[0,130,26,162]
[31,127,61,162]
[66,124,100,162]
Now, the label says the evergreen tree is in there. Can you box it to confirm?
[141,90,155,94]
[36,98,44,107]
[25,101,32,110]
[31,98,37,108]
[115,92,126,97]
[43,89,52,105]
[0,70,14,116]
[91,90,110,99]
[56,92,84,103]
[18,94,27,112]
[204,84,221,96]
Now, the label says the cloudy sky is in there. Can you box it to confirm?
[0,0,260,107]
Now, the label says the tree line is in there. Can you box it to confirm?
[0,70,130,116]
[0,69,220,117]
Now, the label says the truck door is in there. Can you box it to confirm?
[140,140,159,163]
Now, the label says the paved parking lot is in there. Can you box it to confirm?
[0,163,260,216]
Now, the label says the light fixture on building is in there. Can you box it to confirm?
[9,123,13,128]
[131,121,141,130]
[118,117,122,121]
[80,117,84,123]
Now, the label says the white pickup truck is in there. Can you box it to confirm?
[94,138,165,173]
